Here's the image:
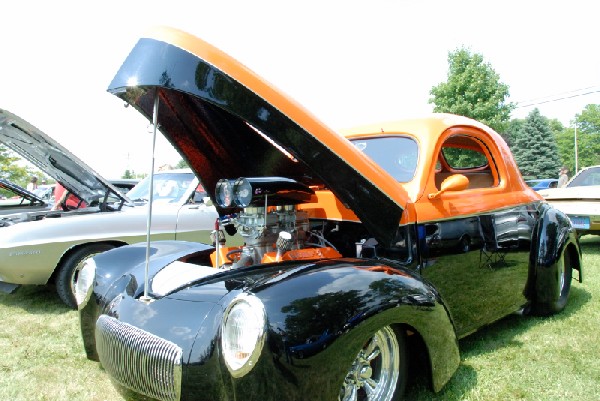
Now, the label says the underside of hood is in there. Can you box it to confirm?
[107,26,407,246]
[0,109,127,205]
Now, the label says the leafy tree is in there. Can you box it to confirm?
[512,109,561,179]
[0,145,38,197]
[554,104,600,175]
[429,47,515,134]
[175,159,188,169]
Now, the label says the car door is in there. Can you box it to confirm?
[174,187,219,244]
[415,128,534,337]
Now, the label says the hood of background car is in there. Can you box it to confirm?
[107,26,407,246]
[539,185,600,201]
[0,109,127,205]
[0,177,46,205]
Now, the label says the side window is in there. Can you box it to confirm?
[351,136,418,183]
[435,134,496,190]
[441,135,488,169]
[192,183,208,204]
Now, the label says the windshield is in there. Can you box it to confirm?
[33,185,55,201]
[126,172,196,204]
[350,136,418,182]
[568,166,600,187]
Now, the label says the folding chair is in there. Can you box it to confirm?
[478,214,507,269]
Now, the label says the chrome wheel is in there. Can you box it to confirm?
[556,254,566,295]
[339,326,401,401]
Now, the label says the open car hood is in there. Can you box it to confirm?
[0,109,127,206]
[0,177,46,205]
[107,27,407,246]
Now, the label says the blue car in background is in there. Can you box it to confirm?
[527,178,558,191]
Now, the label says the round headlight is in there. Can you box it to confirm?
[221,293,266,377]
[75,257,96,309]
[233,178,253,207]
[215,179,234,208]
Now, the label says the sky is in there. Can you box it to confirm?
[1,0,598,179]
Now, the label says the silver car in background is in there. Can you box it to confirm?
[0,109,218,308]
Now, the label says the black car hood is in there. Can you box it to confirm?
[0,109,127,205]
[107,26,406,246]
[0,177,46,206]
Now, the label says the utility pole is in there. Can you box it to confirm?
[574,119,579,173]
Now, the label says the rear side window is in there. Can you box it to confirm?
[435,134,497,190]
[441,137,488,169]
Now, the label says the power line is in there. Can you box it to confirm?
[514,85,600,108]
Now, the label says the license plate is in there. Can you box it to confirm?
[569,215,590,229]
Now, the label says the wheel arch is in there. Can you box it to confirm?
[49,240,128,285]
[525,204,583,305]
[257,260,461,395]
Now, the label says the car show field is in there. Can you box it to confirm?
[0,235,597,401]
[0,12,597,401]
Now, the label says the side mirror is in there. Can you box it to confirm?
[428,174,469,200]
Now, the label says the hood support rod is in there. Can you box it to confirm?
[140,93,159,303]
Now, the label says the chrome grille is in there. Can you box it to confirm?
[96,314,183,401]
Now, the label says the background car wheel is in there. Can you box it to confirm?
[459,236,470,253]
[339,326,407,401]
[529,249,573,316]
[56,244,115,309]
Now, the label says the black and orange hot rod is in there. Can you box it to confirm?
[78,27,582,401]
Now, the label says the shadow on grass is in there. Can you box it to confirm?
[0,284,69,314]
[405,273,591,400]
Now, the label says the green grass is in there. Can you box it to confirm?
[0,236,598,400]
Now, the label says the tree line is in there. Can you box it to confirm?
[429,47,599,180]
[1,47,598,193]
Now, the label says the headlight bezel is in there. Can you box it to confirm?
[75,257,97,309]
[221,293,267,377]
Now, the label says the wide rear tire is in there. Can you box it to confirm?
[529,249,573,316]
[339,326,407,401]
[56,244,115,309]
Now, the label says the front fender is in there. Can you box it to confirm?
[80,240,214,360]
[92,240,214,299]
[249,259,459,396]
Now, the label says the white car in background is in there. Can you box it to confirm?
[538,165,600,237]
[0,109,219,308]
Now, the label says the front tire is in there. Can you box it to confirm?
[339,326,407,401]
[56,244,115,309]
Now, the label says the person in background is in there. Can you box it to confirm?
[51,183,86,210]
[26,176,38,192]
[558,166,569,188]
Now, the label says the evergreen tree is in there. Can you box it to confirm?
[429,47,515,134]
[512,109,561,179]
[122,169,135,179]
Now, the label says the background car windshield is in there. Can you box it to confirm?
[351,136,418,182]
[569,166,600,187]
[126,172,195,204]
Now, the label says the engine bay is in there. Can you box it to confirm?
[209,177,376,268]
